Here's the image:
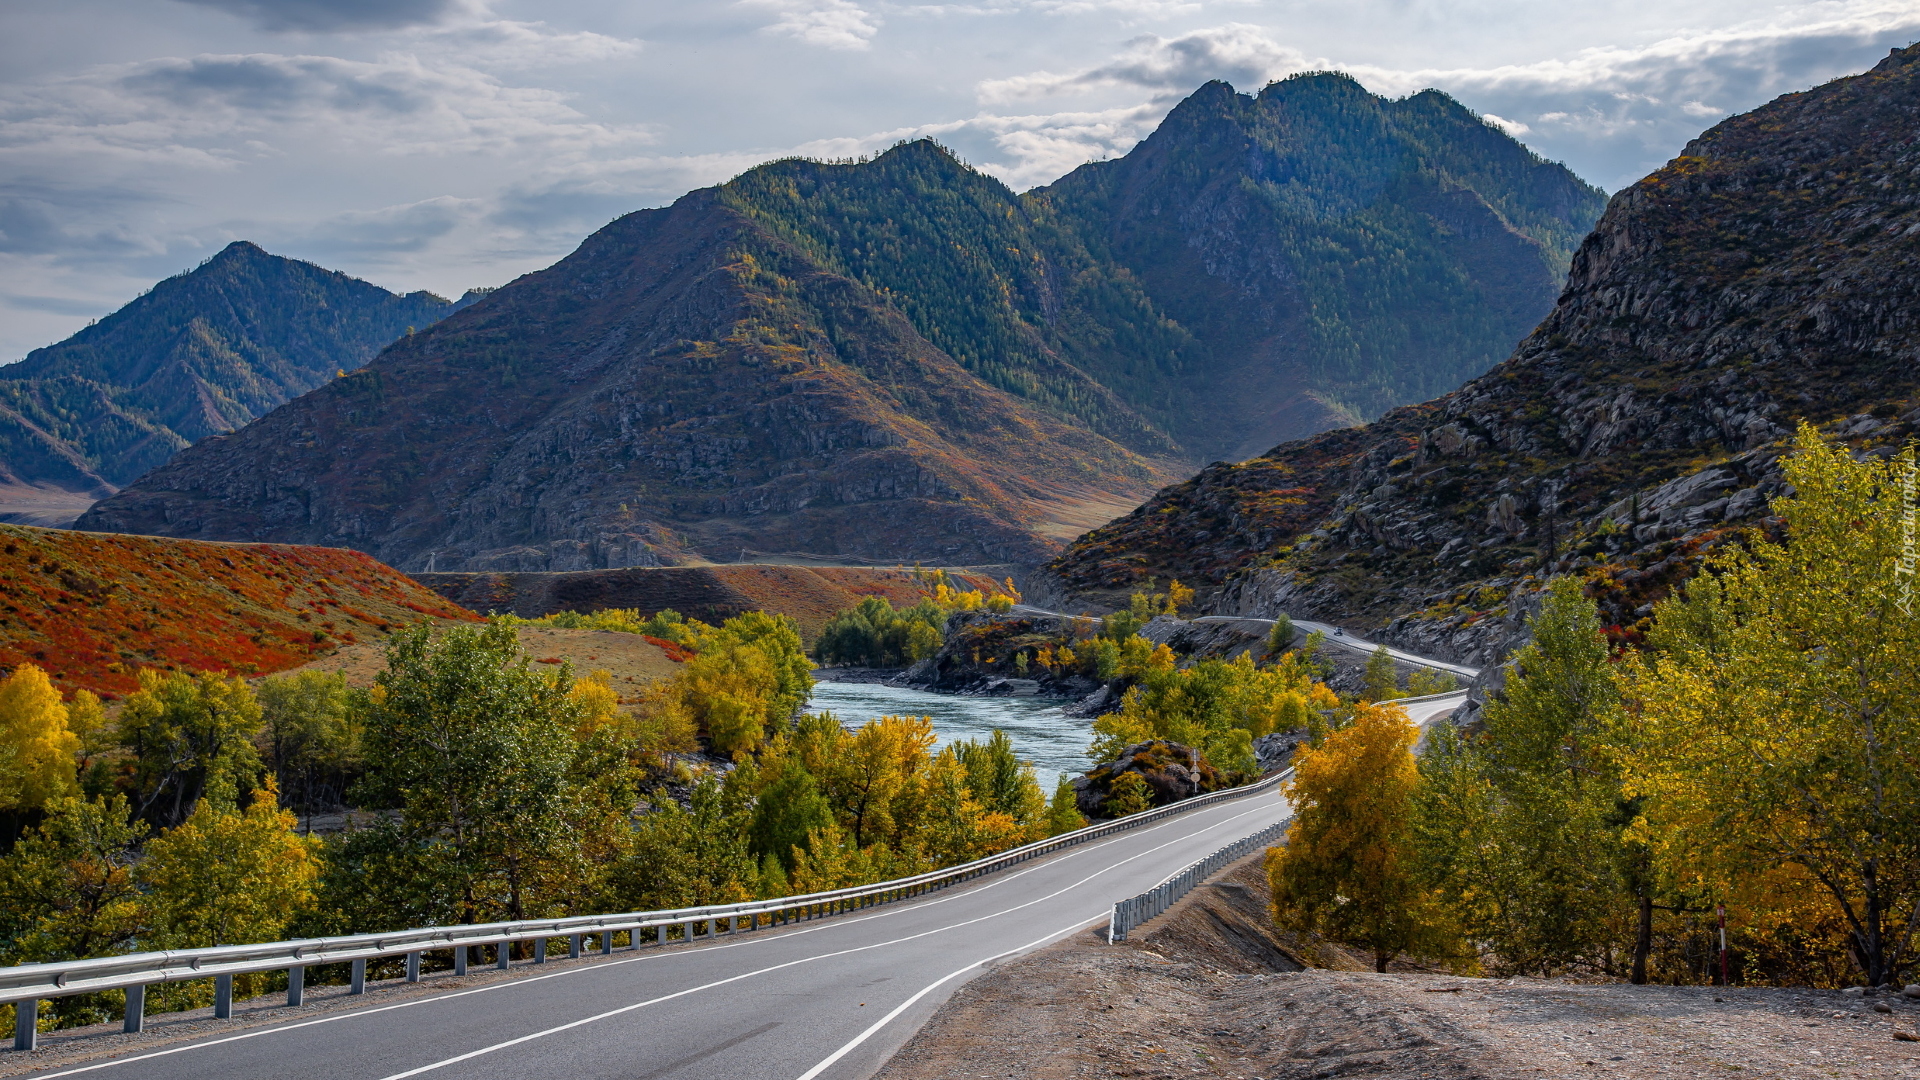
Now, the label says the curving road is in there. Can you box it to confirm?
[1009,604,1482,679]
[20,649,1467,1080]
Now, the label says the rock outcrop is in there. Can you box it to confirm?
[1073,739,1226,819]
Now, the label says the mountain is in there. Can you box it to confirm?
[76,76,1603,572]
[1031,74,1603,461]
[1044,45,1920,661]
[77,189,1172,571]
[723,75,1605,463]
[0,241,466,524]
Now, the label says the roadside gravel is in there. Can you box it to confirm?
[874,856,1920,1080]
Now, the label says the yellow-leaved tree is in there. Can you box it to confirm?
[1620,425,1920,986]
[0,664,81,819]
[1268,701,1458,972]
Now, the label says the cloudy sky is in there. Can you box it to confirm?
[3,0,1918,362]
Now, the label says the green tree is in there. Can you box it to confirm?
[1270,702,1456,972]
[955,729,1045,831]
[256,669,358,819]
[749,760,833,872]
[355,622,584,925]
[1363,646,1398,702]
[0,795,144,1028]
[1046,775,1087,836]
[1412,576,1637,978]
[607,775,756,910]
[1266,615,1294,656]
[117,669,264,830]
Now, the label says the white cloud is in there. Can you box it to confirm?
[1480,112,1528,136]
[743,0,882,49]
[979,22,1307,101]
[424,21,645,68]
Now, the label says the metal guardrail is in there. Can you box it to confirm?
[3,769,1288,1051]
[1107,818,1291,942]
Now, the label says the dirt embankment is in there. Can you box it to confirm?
[416,565,1002,643]
[877,857,1920,1080]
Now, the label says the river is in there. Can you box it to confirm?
[804,679,1091,790]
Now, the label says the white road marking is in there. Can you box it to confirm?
[20,798,1280,1080]
[792,914,1105,1080]
[366,803,1277,1079]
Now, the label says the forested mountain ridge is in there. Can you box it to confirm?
[1045,45,1920,660]
[721,76,1606,463]
[1032,74,1605,460]
[77,75,1601,570]
[0,242,464,520]
[76,189,1171,571]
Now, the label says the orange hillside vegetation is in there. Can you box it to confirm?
[0,523,477,697]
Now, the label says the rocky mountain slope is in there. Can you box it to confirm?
[1033,74,1603,460]
[0,522,474,697]
[0,242,467,524]
[1047,45,1920,662]
[78,189,1169,571]
[77,76,1599,572]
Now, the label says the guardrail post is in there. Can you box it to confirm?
[288,965,305,1006]
[534,939,546,964]
[406,951,422,982]
[13,998,35,1051]
[215,973,233,1018]
[750,912,759,931]
[600,931,613,955]
[123,983,145,1033]
[454,946,468,976]
[497,943,511,969]
[350,957,366,994]
[568,934,582,959]
[681,920,693,943]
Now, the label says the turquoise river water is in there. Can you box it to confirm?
[803,679,1091,790]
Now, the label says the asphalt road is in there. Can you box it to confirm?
[1007,603,1483,679]
[23,691,1465,1080]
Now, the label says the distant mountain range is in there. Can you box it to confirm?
[76,75,1604,571]
[0,242,476,525]
[1045,45,1920,662]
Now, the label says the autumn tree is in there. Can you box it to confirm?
[139,782,321,951]
[0,664,81,828]
[1104,771,1153,818]
[117,669,263,830]
[1621,426,1920,986]
[1269,701,1455,972]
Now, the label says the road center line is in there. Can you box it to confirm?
[365,802,1279,1080]
[21,797,1280,1080]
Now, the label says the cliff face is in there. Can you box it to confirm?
[1048,45,1920,659]
[0,242,459,515]
[78,191,1167,572]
